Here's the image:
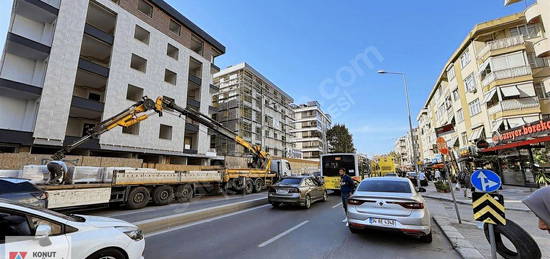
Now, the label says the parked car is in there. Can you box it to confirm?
[0,199,145,259]
[405,172,418,186]
[268,176,327,209]
[0,178,47,208]
[346,177,432,243]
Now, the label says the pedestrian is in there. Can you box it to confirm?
[339,168,355,214]
[419,171,427,186]
[523,186,550,234]
[435,170,441,181]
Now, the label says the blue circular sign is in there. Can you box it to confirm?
[470,169,502,193]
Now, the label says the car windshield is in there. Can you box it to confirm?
[357,180,412,193]
[278,178,302,185]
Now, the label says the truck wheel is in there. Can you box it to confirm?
[483,219,541,259]
[253,178,264,193]
[175,184,193,203]
[244,179,254,194]
[127,187,150,209]
[152,185,174,205]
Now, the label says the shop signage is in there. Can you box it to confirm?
[436,137,449,155]
[492,119,550,144]
[476,139,489,149]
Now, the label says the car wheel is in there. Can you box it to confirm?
[483,219,541,259]
[420,232,432,243]
[86,248,126,259]
[271,202,281,208]
[127,186,150,209]
[322,191,327,202]
[253,178,264,193]
[348,225,360,234]
[152,185,174,205]
[175,184,193,203]
[304,195,311,209]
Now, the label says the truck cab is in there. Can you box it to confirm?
[270,159,292,178]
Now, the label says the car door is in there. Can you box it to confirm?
[305,178,320,200]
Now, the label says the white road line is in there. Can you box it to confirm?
[258,220,309,248]
[145,204,272,238]
[332,202,342,208]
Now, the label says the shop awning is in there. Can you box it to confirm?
[469,126,484,142]
[492,120,505,133]
[481,135,550,152]
[482,88,498,103]
[507,117,527,128]
[500,86,520,97]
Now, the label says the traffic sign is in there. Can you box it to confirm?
[472,192,506,225]
[471,169,501,193]
[436,137,448,155]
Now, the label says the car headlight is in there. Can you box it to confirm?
[115,226,144,241]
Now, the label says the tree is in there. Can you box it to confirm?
[326,124,356,153]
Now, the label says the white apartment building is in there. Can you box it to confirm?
[393,128,420,171]
[291,101,332,160]
[212,63,295,157]
[0,0,225,165]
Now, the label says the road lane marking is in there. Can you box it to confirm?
[258,220,309,248]
[332,202,342,208]
[145,204,272,238]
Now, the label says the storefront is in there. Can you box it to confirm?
[480,119,550,187]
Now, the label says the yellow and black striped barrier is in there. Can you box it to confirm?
[472,192,506,225]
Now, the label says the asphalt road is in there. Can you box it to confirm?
[143,195,460,259]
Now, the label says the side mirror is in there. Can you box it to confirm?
[418,187,426,193]
[35,224,52,239]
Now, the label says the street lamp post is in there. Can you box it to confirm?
[378,70,421,189]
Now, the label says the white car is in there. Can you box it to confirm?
[346,177,432,243]
[0,199,144,259]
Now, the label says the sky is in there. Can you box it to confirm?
[0,0,531,156]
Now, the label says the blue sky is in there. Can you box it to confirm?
[0,0,530,156]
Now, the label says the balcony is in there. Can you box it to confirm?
[0,78,42,99]
[477,35,524,59]
[210,84,219,92]
[15,0,58,24]
[187,97,200,110]
[534,38,550,58]
[487,97,540,115]
[71,96,104,112]
[188,75,202,87]
[185,123,199,134]
[78,58,109,77]
[525,2,541,24]
[5,32,51,60]
[84,24,114,45]
[481,66,531,87]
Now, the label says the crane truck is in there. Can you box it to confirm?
[31,96,292,210]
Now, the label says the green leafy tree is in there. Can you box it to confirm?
[326,124,356,153]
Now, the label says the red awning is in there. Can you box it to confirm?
[480,135,550,152]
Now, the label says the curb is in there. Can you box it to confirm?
[423,194,530,212]
[432,216,484,259]
[135,197,268,234]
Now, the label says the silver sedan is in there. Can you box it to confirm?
[346,177,432,243]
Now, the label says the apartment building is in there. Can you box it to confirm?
[417,5,550,167]
[290,101,332,161]
[212,63,295,157]
[0,0,225,164]
[393,128,420,171]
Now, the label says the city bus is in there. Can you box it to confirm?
[320,153,360,191]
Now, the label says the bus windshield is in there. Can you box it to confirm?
[322,155,356,177]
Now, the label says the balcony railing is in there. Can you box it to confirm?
[487,97,540,114]
[481,66,531,87]
[478,35,524,58]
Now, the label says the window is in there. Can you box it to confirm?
[126,84,143,101]
[460,49,471,68]
[159,124,172,140]
[167,43,179,60]
[456,108,464,123]
[492,52,526,71]
[447,65,456,80]
[130,54,147,73]
[169,19,181,35]
[452,89,459,101]
[137,0,153,17]
[122,124,139,135]
[461,132,467,145]
[356,180,411,193]
[88,92,101,101]
[190,36,203,55]
[133,25,150,44]
[464,73,476,93]
[469,99,481,116]
[535,83,548,99]
[510,24,540,39]
[164,69,177,85]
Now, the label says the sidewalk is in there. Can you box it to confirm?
[423,184,550,259]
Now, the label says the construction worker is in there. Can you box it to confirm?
[339,168,355,214]
[46,160,68,185]
[523,186,550,234]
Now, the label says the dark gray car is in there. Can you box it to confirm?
[268,176,326,209]
[0,178,47,208]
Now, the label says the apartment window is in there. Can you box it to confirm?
[468,99,481,116]
[464,73,476,93]
[137,0,153,17]
[164,69,177,85]
[492,52,526,71]
[126,84,143,101]
[159,124,172,140]
[447,65,456,80]
[122,124,139,135]
[510,24,540,39]
[452,89,459,101]
[190,36,203,55]
[167,43,179,60]
[274,133,278,140]
[456,108,464,123]
[130,54,147,73]
[535,83,548,99]
[169,20,181,35]
[134,25,150,44]
[88,92,101,102]
[265,130,270,138]
[460,49,471,68]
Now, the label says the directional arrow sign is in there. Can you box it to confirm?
[471,169,501,193]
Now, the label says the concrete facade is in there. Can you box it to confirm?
[0,0,224,164]
[393,128,419,171]
[290,101,332,161]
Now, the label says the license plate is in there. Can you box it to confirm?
[276,189,289,194]
[369,218,396,226]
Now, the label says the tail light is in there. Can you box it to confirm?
[33,192,48,200]
[288,188,300,193]
[347,199,364,205]
[389,201,424,209]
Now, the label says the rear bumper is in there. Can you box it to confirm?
[347,210,431,235]
[268,193,304,205]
